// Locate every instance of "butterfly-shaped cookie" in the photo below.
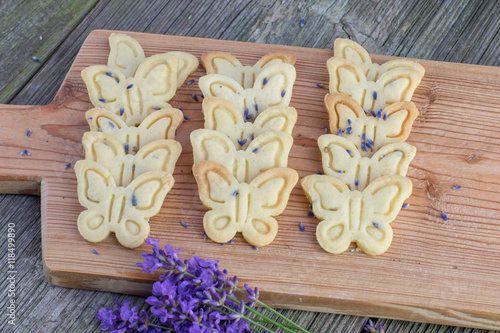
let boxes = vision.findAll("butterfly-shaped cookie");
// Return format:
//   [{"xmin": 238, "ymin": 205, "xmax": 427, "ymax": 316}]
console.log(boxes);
[
  {"xmin": 193, "ymin": 161, "xmax": 298, "ymax": 247},
  {"xmin": 191, "ymin": 129, "xmax": 293, "ymax": 183},
  {"xmin": 75, "ymin": 160, "xmax": 174, "ymax": 248},
  {"xmin": 107, "ymin": 32, "xmax": 199, "ymax": 87},
  {"xmin": 325, "ymin": 93, "xmax": 419, "ymax": 157},
  {"xmin": 301, "ymin": 174, "xmax": 412, "ymax": 255},
  {"xmin": 201, "ymin": 51, "xmax": 296, "ymax": 89},
  {"xmin": 202, "ymin": 97, "xmax": 297, "ymax": 150},
  {"xmin": 82, "ymin": 131, "xmax": 181, "ymax": 187},
  {"xmin": 198, "ymin": 63, "xmax": 296, "ymax": 114},
  {"xmin": 82, "ymin": 54, "xmax": 179, "ymax": 126},
  {"xmin": 328, "ymin": 38, "xmax": 424, "ymax": 110},
  {"xmin": 85, "ymin": 107, "xmax": 183, "ymax": 153},
  {"xmin": 318, "ymin": 134, "xmax": 416, "ymax": 190}
]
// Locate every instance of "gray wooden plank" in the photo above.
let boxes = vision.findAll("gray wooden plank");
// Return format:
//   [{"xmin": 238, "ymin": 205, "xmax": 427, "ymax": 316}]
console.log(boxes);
[
  {"xmin": 0, "ymin": 0, "xmax": 99, "ymax": 104},
  {"xmin": 1, "ymin": 0, "xmax": 499, "ymax": 332}
]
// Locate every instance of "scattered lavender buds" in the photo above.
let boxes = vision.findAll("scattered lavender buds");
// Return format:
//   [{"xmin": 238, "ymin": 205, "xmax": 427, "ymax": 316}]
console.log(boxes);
[
  {"xmin": 315, "ymin": 170, "xmax": 322, "ymax": 175},
  {"xmin": 281, "ymin": 89, "xmax": 286, "ymax": 98},
  {"xmin": 20, "ymin": 149, "xmax": 30, "ymax": 156},
  {"xmin": 373, "ymin": 91, "xmax": 378, "ymax": 101},
  {"xmin": 26, "ymin": 128, "xmax": 32, "ymax": 137},
  {"xmin": 32, "ymin": 56, "xmax": 40, "ymax": 62},
  {"xmin": 299, "ymin": 222, "xmax": 305, "ymax": 232},
  {"xmin": 452, "ymin": 185, "xmax": 461, "ymax": 190},
  {"xmin": 183, "ymin": 115, "xmax": 190, "ymax": 121},
  {"xmin": 402, "ymin": 203, "xmax": 409, "ymax": 209},
  {"xmin": 263, "ymin": 77, "xmax": 268, "ymax": 85},
  {"xmin": 252, "ymin": 148, "xmax": 259, "ymax": 153},
  {"xmin": 192, "ymin": 94, "xmax": 199, "ymax": 102},
  {"xmin": 99, "ymin": 98, "xmax": 107, "ymax": 103},
  {"xmin": 441, "ymin": 211, "xmax": 448, "ymax": 221},
  {"xmin": 64, "ymin": 162, "xmax": 71, "ymax": 169},
  {"xmin": 364, "ymin": 319, "xmax": 385, "ymax": 333},
  {"xmin": 237, "ymin": 138, "xmax": 247, "ymax": 147},
  {"xmin": 252, "ymin": 246, "xmax": 259, "ymax": 251},
  {"xmin": 299, "ymin": 18, "xmax": 305, "ymax": 28},
  {"xmin": 316, "ymin": 83, "xmax": 325, "ymax": 88},
  {"xmin": 119, "ymin": 107, "xmax": 124, "ymax": 116},
  {"xmin": 180, "ymin": 220, "xmax": 188, "ymax": 228},
  {"xmin": 91, "ymin": 249, "xmax": 99, "ymax": 255},
  {"xmin": 131, "ymin": 195, "xmax": 137, "ymax": 207},
  {"xmin": 186, "ymin": 79, "xmax": 195, "ymax": 85},
  {"xmin": 126, "ymin": 84, "xmax": 133, "ymax": 89}
]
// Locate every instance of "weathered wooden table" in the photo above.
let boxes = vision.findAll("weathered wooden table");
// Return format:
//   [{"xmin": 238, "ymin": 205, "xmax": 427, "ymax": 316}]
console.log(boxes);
[{"xmin": 1, "ymin": 1, "xmax": 499, "ymax": 332}]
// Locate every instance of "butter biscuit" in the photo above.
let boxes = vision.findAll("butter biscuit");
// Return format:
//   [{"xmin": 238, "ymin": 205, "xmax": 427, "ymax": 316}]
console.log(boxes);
[
  {"xmin": 86, "ymin": 108, "xmax": 183, "ymax": 153},
  {"xmin": 191, "ymin": 129, "xmax": 293, "ymax": 183},
  {"xmin": 75, "ymin": 160, "xmax": 174, "ymax": 248},
  {"xmin": 193, "ymin": 160, "xmax": 298, "ymax": 247},
  {"xmin": 201, "ymin": 51, "xmax": 295, "ymax": 89},
  {"xmin": 325, "ymin": 93, "xmax": 419, "ymax": 157},
  {"xmin": 82, "ymin": 131, "xmax": 181, "ymax": 187},
  {"xmin": 328, "ymin": 38, "xmax": 424, "ymax": 110},
  {"xmin": 202, "ymin": 97, "xmax": 297, "ymax": 150},
  {"xmin": 301, "ymin": 174, "xmax": 412, "ymax": 255}
]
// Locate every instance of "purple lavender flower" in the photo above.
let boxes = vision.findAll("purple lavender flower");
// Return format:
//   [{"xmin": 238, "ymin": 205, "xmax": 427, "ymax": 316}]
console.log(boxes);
[
  {"xmin": 97, "ymin": 238, "xmax": 307, "ymax": 333},
  {"xmin": 364, "ymin": 319, "xmax": 385, "ymax": 333},
  {"xmin": 99, "ymin": 239, "xmax": 253, "ymax": 332}
]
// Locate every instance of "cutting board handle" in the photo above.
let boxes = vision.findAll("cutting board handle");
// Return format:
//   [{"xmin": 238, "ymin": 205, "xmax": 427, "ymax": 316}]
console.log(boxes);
[{"xmin": 0, "ymin": 102, "xmax": 87, "ymax": 194}]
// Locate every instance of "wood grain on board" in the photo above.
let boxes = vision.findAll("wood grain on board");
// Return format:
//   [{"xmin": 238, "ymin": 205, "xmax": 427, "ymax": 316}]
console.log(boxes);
[{"xmin": 0, "ymin": 30, "xmax": 500, "ymax": 330}]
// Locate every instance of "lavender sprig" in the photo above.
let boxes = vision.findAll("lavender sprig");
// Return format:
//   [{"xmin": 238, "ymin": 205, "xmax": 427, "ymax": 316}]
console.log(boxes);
[{"xmin": 96, "ymin": 238, "xmax": 311, "ymax": 333}]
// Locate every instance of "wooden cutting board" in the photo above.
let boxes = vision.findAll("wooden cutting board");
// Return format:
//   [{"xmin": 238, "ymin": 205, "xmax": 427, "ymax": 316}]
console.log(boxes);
[{"xmin": 1, "ymin": 30, "xmax": 500, "ymax": 330}]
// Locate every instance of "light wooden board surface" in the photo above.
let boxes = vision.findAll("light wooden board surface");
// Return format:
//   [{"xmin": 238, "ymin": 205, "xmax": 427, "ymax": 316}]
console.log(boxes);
[{"xmin": 1, "ymin": 29, "xmax": 500, "ymax": 330}]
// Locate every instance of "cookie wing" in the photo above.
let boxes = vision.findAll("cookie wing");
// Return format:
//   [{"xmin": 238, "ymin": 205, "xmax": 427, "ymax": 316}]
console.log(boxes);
[
  {"xmin": 301, "ymin": 175, "xmax": 352, "ymax": 254},
  {"xmin": 107, "ymin": 33, "xmax": 146, "ymax": 77},
  {"xmin": 75, "ymin": 160, "xmax": 116, "ymax": 243},
  {"xmin": 192, "ymin": 161, "xmax": 240, "ymax": 243},
  {"xmin": 81, "ymin": 65, "xmax": 128, "ymax": 114},
  {"xmin": 191, "ymin": 129, "xmax": 236, "ymax": 165},
  {"xmin": 166, "ymin": 51, "xmax": 199, "ymax": 88},
  {"xmin": 138, "ymin": 108, "xmax": 184, "ymax": 141},
  {"xmin": 242, "ymin": 167, "xmax": 297, "ymax": 247},
  {"xmin": 86, "ymin": 108, "xmax": 127, "ymax": 134},
  {"xmin": 115, "ymin": 170, "xmax": 174, "ymax": 248},
  {"xmin": 135, "ymin": 139, "xmax": 182, "ymax": 176},
  {"xmin": 357, "ymin": 175, "xmax": 412, "ymax": 255},
  {"xmin": 373, "ymin": 101, "xmax": 419, "ymax": 147},
  {"xmin": 134, "ymin": 53, "xmax": 179, "ymax": 109},
  {"xmin": 333, "ymin": 38, "xmax": 373, "ymax": 75},
  {"xmin": 367, "ymin": 143, "xmax": 416, "ymax": 187},
  {"xmin": 318, "ymin": 134, "xmax": 361, "ymax": 187}
]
